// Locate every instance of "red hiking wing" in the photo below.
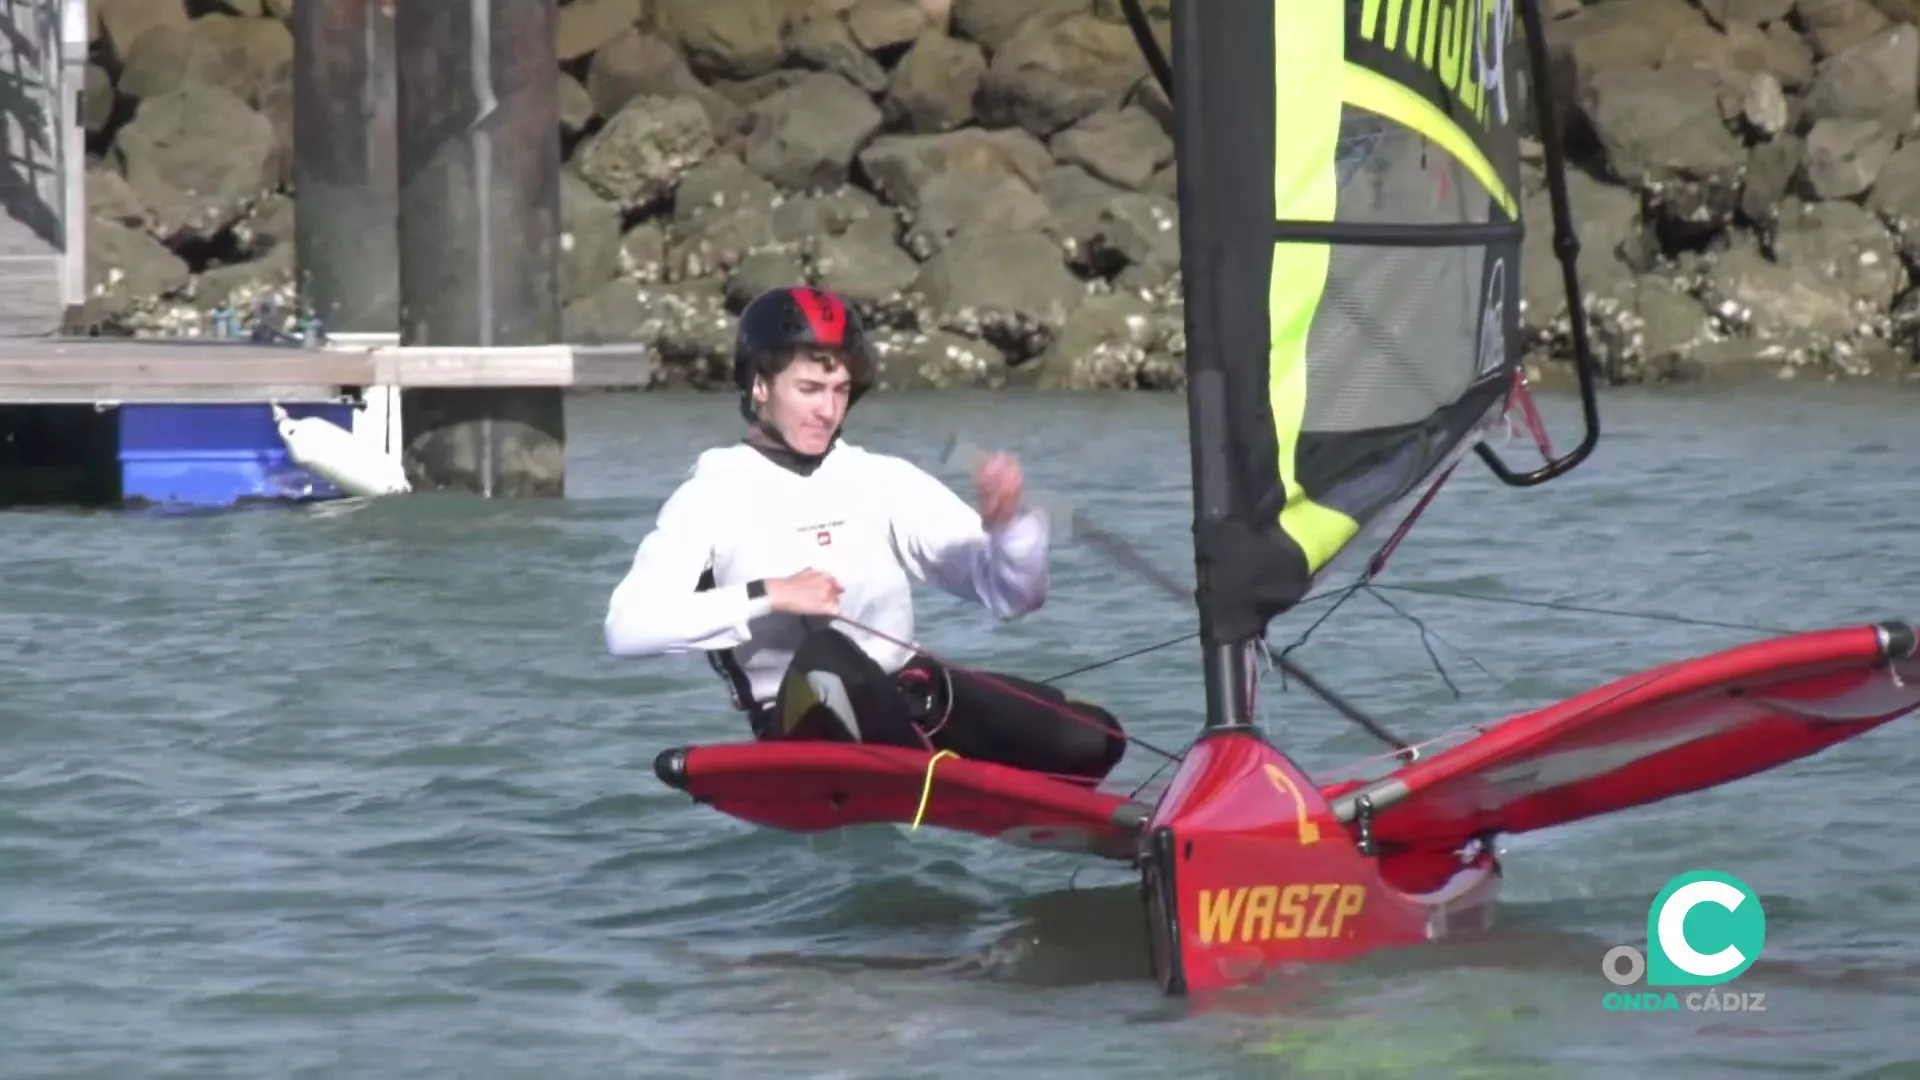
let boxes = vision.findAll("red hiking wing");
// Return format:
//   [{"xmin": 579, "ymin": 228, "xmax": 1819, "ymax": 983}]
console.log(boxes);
[
  {"xmin": 654, "ymin": 741, "xmax": 1150, "ymax": 861},
  {"xmin": 657, "ymin": 623, "xmax": 1919, "ymax": 867},
  {"xmin": 1323, "ymin": 622, "xmax": 1920, "ymax": 851}
]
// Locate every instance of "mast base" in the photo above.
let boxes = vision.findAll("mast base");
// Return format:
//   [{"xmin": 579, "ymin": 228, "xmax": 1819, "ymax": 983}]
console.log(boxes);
[{"xmin": 1139, "ymin": 727, "xmax": 1502, "ymax": 996}]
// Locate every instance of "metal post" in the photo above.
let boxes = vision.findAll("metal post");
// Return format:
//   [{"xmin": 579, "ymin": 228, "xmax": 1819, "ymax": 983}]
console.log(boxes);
[
  {"xmin": 292, "ymin": 0, "xmax": 400, "ymax": 335},
  {"xmin": 393, "ymin": 0, "xmax": 565, "ymax": 497}
]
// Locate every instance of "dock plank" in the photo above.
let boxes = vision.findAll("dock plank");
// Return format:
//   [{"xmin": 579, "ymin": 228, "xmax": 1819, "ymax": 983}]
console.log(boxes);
[
  {"xmin": 0, "ymin": 353, "xmax": 377, "ymax": 386},
  {"xmin": 0, "ymin": 383, "xmax": 353, "ymax": 404},
  {"xmin": 370, "ymin": 345, "xmax": 571, "ymax": 387},
  {"xmin": 0, "ymin": 336, "xmax": 658, "ymax": 402},
  {"xmin": 567, "ymin": 344, "xmax": 657, "ymax": 388}
]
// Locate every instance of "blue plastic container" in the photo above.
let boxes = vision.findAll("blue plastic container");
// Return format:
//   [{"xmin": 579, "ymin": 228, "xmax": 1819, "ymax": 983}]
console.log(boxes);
[{"xmin": 115, "ymin": 402, "xmax": 357, "ymax": 506}]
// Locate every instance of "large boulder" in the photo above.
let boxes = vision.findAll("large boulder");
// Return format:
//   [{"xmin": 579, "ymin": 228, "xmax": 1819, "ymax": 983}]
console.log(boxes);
[
  {"xmin": 70, "ymin": 0, "xmax": 1916, "ymax": 386},
  {"xmin": 113, "ymin": 83, "xmax": 277, "ymax": 245}
]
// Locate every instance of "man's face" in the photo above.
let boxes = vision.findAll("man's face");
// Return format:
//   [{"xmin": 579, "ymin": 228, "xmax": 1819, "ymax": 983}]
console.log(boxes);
[{"xmin": 753, "ymin": 354, "xmax": 852, "ymax": 455}]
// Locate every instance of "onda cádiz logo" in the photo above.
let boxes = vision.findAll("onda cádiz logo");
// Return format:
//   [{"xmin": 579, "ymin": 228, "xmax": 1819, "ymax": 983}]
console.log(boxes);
[{"xmin": 1600, "ymin": 870, "xmax": 1768, "ymax": 1014}]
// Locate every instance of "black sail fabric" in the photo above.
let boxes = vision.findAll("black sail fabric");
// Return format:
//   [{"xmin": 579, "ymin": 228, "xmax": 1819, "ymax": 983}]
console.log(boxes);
[{"xmin": 1172, "ymin": 0, "xmax": 1526, "ymax": 643}]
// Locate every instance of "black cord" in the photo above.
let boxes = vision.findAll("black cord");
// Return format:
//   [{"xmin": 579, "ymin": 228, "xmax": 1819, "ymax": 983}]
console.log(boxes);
[
  {"xmin": 1040, "ymin": 631, "xmax": 1198, "ymax": 684},
  {"xmin": 1360, "ymin": 582, "xmax": 1807, "ymax": 637}
]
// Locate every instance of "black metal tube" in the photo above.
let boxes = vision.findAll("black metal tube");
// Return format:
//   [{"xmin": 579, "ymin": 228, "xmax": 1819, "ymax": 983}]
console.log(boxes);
[
  {"xmin": 1201, "ymin": 641, "xmax": 1251, "ymax": 731},
  {"xmin": 1191, "ymin": 364, "xmax": 1251, "ymax": 731},
  {"xmin": 292, "ymin": 0, "xmax": 399, "ymax": 334},
  {"xmin": 1472, "ymin": 0, "xmax": 1604, "ymax": 488}
]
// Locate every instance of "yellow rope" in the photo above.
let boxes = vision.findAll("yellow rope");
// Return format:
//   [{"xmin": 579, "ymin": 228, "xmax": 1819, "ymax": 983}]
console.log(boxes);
[{"xmin": 911, "ymin": 750, "xmax": 957, "ymax": 830}]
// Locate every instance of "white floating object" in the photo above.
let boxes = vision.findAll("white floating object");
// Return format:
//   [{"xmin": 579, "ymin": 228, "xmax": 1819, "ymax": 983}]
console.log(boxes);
[{"xmin": 271, "ymin": 402, "xmax": 411, "ymax": 498}]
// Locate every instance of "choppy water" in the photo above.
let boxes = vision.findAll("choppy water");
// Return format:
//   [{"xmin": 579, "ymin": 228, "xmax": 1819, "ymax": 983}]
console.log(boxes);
[{"xmin": 4, "ymin": 384, "xmax": 1919, "ymax": 1079}]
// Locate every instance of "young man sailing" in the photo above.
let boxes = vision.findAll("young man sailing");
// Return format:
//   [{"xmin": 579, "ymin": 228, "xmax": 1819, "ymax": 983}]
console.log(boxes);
[{"xmin": 603, "ymin": 285, "xmax": 1127, "ymax": 784}]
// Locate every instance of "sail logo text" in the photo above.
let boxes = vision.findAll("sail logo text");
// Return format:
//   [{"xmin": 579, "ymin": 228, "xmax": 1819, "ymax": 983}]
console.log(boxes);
[
  {"xmin": 1356, "ymin": 0, "xmax": 1514, "ymax": 126},
  {"xmin": 1197, "ymin": 884, "xmax": 1366, "ymax": 944}
]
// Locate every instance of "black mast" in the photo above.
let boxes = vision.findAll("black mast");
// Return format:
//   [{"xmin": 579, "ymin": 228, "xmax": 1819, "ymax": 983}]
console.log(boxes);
[
  {"xmin": 1189, "ymin": 370, "xmax": 1253, "ymax": 731},
  {"xmin": 1168, "ymin": 0, "xmax": 1253, "ymax": 731}
]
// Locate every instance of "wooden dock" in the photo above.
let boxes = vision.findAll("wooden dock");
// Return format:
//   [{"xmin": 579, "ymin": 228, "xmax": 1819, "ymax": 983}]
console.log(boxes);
[{"xmin": 0, "ymin": 336, "xmax": 657, "ymax": 404}]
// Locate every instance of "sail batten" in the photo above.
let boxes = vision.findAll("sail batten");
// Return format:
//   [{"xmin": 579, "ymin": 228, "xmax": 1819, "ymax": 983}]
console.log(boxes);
[{"xmin": 1176, "ymin": 0, "xmax": 1525, "ymax": 645}]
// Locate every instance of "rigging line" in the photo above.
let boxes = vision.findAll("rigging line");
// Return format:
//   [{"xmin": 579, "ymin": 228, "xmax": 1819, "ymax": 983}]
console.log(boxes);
[
  {"xmin": 1512, "ymin": 367, "xmax": 1556, "ymax": 457},
  {"xmin": 1313, "ymin": 572, "xmax": 1880, "ymax": 788},
  {"xmin": 1274, "ymin": 653, "xmax": 1417, "ymax": 760},
  {"xmin": 936, "ymin": 437, "xmax": 1418, "ymax": 756},
  {"xmin": 1126, "ymin": 751, "xmax": 1179, "ymax": 802},
  {"xmin": 1360, "ymin": 585, "xmax": 1468, "ymax": 700},
  {"xmin": 1063, "ymin": 510, "xmax": 1414, "ymax": 754},
  {"xmin": 1362, "ymin": 459, "xmax": 1459, "ymax": 580},
  {"xmin": 1273, "ymin": 578, "xmax": 1365, "ymax": 665},
  {"xmin": 827, "ymin": 613, "xmax": 1187, "ymax": 765},
  {"xmin": 1040, "ymin": 631, "xmax": 1199, "ymax": 684},
  {"xmin": 1312, "ymin": 717, "xmax": 1486, "ymax": 781},
  {"xmin": 1276, "ymin": 457, "xmax": 1461, "ymax": 669},
  {"xmin": 1267, "ymin": 445, "xmax": 1571, "ymax": 727},
  {"xmin": 1273, "ymin": 574, "xmax": 1483, "ymax": 729},
  {"xmin": 1360, "ymin": 583, "xmax": 1807, "ymax": 637},
  {"xmin": 1360, "ymin": 583, "xmax": 1512, "ymax": 691},
  {"xmin": 1265, "ymin": 600, "xmax": 1449, "ymax": 757},
  {"xmin": 1253, "ymin": 627, "xmax": 1418, "ymax": 760},
  {"xmin": 1310, "ymin": 644, "xmax": 1725, "ymax": 783}
]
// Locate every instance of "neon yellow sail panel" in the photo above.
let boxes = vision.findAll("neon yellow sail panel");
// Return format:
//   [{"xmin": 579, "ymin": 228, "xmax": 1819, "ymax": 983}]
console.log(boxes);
[
  {"xmin": 1268, "ymin": 0, "xmax": 1348, "ymax": 573},
  {"xmin": 1176, "ymin": 0, "xmax": 1524, "ymax": 643}
]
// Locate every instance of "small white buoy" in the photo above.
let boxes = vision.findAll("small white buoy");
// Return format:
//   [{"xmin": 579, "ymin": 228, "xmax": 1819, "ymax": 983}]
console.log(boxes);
[{"xmin": 270, "ymin": 402, "xmax": 411, "ymax": 498}]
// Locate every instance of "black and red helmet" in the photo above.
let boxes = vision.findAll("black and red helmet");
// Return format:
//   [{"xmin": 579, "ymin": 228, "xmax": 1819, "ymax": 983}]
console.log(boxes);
[{"xmin": 731, "ymin": 286, "xmax": 877, "ymax": 418}]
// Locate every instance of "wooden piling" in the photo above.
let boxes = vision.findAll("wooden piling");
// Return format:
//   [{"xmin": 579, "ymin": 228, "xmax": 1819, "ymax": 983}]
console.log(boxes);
[
  {"xmin": 292, "ymin": 0, "xmax": 400, "ymax": 334},
  {"xmin": 393, "ymin": 0, "xmax": 566, "ymax": 497}
]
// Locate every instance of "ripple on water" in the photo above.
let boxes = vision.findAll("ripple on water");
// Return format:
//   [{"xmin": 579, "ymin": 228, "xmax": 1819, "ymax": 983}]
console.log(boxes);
[{"xmin": 3, "ymin": 387, "xmax": 1920, "ymax": 1077}]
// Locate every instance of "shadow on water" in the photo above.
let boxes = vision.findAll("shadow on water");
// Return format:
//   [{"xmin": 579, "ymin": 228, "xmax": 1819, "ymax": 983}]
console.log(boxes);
[
  {"xmin": 710, "ymin": 877, "xmax": 1920, "ymax": 1007},
  {"xmin": 695, "ymin": 879, "xmax": 1602, "ymax": 988},
  {"xmin": 980, "ymin": 884, "xmax": 1654, "ymax": 990}
]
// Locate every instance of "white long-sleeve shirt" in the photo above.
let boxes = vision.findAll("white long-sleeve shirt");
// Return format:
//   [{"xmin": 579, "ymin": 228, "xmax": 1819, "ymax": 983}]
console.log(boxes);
[{"xmin": 603, "ymin": 440, "xmax": 1051, "ymax": 709}]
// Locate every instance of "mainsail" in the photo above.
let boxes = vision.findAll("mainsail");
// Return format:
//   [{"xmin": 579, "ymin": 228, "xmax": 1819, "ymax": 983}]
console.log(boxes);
[{"xmin": 1173, "ymin": 0, "xmax": 1525, "ymax": 645}]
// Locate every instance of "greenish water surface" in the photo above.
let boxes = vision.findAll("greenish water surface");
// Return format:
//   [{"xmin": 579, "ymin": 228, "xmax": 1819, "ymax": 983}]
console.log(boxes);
[{"xmin": 4, "ymin": 384, "xmax": 1918, "ymax": 1078}]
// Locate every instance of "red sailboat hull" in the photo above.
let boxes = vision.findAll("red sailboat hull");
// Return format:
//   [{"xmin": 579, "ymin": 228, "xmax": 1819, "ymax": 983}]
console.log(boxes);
[
  {"xmin": 653, "ymin": 620, "xmax": 1920, "ymax": 995},
  {"xmin": 1138, "ymin": 726, "xmax": 1502, "ymax": 995}
]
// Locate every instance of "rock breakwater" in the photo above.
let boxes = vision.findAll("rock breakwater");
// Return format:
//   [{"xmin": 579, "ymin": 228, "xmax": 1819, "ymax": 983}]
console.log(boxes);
[
  {"xmin": 1529, "ymin": 0, "xmax": 1920, "ymax": 385},
  {"xmin": 70, "ymin": 0, "xmax": 1920, "ymax": 389}
]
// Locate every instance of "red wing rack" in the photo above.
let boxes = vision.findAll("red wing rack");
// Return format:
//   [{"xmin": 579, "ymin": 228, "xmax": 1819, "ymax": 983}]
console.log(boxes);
[
  {"xmin": 1323, "ymin": 621, "xmax": 1920, "ymax": 859},
  {"xmin": 653, "ymin": 741, "xmax": 1152, "ymax": 862},
  {"xmin": 654, "ymin": 622, "xmax": 1920, "ymax": 873}
]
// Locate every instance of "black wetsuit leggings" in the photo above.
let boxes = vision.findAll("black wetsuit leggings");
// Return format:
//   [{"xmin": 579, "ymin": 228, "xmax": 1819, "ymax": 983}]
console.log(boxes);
[{"xmin": 749, "ymin": 627, "xmax": 1128, "ymax": 784}]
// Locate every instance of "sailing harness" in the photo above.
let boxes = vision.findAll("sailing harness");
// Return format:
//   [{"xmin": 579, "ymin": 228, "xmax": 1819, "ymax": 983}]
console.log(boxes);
[
  {"xmin": 692, "ymin": 566, "xmax": 967, "ymax": 746},
  {"xmin": 694, "ymin": 566, "xmax": 762, "ymax": 716},
  {"xmin": 690, "ymin": 551, "xmax": 1182, "ymax": 765}
]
